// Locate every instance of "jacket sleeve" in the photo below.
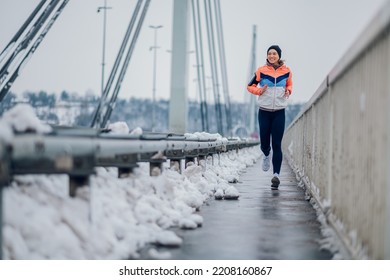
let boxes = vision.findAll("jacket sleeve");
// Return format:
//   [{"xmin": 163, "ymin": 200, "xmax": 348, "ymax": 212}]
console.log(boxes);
[
  {"xmin": 247, "ymin": 73, "xmax": 258, "ymax": 86},
  {"xmin": 246, "ymin": 71, "xmax": 264, "ymax": 96},
  {"xmin": 286, "ymin": 70, "xmax": 293, "ymax": 93},
  {"xmin": 247, "ymin": 85, "xmax": 262, "ymax": 96}
]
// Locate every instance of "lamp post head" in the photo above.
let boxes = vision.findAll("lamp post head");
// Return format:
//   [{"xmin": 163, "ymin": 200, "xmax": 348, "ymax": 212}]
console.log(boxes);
[{"xmin": 149, "ymin": 25, "xmax": 163, "ymax": 29}]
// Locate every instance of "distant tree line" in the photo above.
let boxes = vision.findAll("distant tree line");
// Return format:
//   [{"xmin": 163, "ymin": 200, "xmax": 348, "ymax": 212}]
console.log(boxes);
[{"xmin": 0, "ymin": 91, "xmax": 304, "ymax": 136}]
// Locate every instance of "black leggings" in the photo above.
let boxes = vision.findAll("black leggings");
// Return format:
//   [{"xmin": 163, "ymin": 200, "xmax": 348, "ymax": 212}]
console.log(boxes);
[{"xmin": 258, "ymin": 109, "xmax": 285, "ymax": 174}]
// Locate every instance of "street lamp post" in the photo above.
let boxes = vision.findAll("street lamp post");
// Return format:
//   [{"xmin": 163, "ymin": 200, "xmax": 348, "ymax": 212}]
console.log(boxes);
[
  {"xmin": 149, "ymin": 25, "xmax": 163, "ymax": 132},
  {"xmin": 97, "ymin": 0, "xmax": 112, "ymax": 98},
  {"xmin": 93, "ymin": 0, "xmax": 112, "ymax": 224}
]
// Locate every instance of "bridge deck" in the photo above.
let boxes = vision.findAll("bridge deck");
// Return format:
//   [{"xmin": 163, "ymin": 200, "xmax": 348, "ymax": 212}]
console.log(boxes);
[{"xmin": 146, "ymin": 158, "xmax": 333, "ymax": 260}]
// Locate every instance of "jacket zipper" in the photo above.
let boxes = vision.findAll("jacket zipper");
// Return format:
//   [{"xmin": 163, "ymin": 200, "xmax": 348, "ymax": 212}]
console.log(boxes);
[{"xmin": 273, "ymin": 68, "xmax": 277, "ymax": 110}]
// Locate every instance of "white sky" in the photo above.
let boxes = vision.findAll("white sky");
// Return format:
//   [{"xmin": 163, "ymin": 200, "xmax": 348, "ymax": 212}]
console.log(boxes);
[{"xmin": 0, "ymin": 0, "xmax": 388, "ymax": 104}]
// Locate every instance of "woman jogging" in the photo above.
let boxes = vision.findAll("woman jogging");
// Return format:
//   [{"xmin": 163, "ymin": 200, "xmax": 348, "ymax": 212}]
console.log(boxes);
[{"xmin": 246, "ymin": 45, "xmax": 293, "ymax": 190}]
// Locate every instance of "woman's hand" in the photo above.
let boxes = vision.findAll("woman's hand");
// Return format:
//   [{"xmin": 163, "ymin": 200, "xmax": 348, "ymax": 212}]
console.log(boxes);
[
  {"xmin": 284, "ymin": 88, "xmax": 291, "ymax": 98},
  {"xmin": 259, "ymin": 84, "xmax": 268, "ymax": 95},
  {"xmin": 246, "ymin": 84, "xmax": 267, "ymax": 96}
]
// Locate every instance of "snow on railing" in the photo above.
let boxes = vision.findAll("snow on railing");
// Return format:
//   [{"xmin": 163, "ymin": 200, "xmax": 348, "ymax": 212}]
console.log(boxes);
[
  {"xmin": 0, "ymin": 121, "xmax": 259, "ymax": 259},
  {"xmin": 0, "ymin": 127, "xmax": 258, "ymax": 197}
]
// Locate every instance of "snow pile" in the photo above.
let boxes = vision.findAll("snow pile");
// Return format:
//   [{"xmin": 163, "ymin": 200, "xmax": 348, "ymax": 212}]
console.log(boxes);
[
  {"xmin": 0, "ymin": 104, "xmax": 52, "ymax": 135},
  {"xmin": 1, "ymin": 104, "xmax": 261, "ymax": 259},
  {"xmin": 107, "ymin": 121, "xmax": 130, "ymax": 134}
]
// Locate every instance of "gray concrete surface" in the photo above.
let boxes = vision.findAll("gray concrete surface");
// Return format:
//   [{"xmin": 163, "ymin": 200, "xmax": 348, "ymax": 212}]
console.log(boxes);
[{"xmin": 144, "ymin": 158, "xmax": 333, "ymax": 260}]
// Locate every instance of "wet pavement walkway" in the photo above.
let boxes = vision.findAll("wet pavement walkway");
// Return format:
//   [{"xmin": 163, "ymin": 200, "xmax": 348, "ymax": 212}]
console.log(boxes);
[{"xmin": 150, "ymin": 158, "xmax": 333, "ymax": 260}]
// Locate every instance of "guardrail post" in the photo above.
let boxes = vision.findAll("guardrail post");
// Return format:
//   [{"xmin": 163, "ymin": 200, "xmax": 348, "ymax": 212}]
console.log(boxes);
[
  {"xmin": 69, "ymin": 175, "xmax": 89, "ymax": 197},
  {"xmin": 0, "ymin": 140, "xmax": 10, "ymax": 260},
  {"xmin": 165, "ymin": 147, "xmax": 185, "ymax": 173},
  {"xmin": 68, "ymin": 154, "xmax": 95, "ymax": 197},
  {"xmin": 0, "ymin": 185, "xmax": 3, "ymax": 259},
  {"xmin": 149, "ymin": 159, "xmax": 166, "ymax": 176},
  {"xmin": 185, "ymin": 156, "xmax": 195, "ymax": 168},
  {"xmin": 169, "ymin": 159, "xmax": 182, "ymax": 173},
  {"xmin": 116, "ymin": 154, "xmax": 139, "ymax": 178},
  {"xmin": 211, "ymin": 154, "xmax": 215, "ymax": 166},
  {"xmin": 197, "ymin": 155, "xmax": 206, "ymax": 163},
  {"xmin": 118, "ymin": 167, "xmax": 136, "ymax": 178},
  {"xmin": 197, "ymin": 155, "xmax": 206, "ymax": 171}
]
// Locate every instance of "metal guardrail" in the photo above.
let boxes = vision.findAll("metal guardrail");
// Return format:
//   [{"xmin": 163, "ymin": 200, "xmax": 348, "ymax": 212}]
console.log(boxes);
[
  {"xmin": 0, "ymin": 127, "xmax": 259, "ymax": 259},
  {"xmin": 2, "ymin": 127, "xmax": 258, "ymax": 196}
]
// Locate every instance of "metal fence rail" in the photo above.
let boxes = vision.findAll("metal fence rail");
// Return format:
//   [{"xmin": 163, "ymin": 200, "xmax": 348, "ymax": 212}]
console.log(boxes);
[
  {"xmin": 2, "ymin": 127, "xmax": 258, "ymax": 194},
  {"xmin": 0, "ymin": 127, "xmax": 259, "ymax": 259}
]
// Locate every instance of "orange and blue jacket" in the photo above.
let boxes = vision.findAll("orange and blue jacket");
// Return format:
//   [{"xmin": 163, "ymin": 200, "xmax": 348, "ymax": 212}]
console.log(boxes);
[{"xmin": 247, "ymin": 63, "xmax": 293, "ymax": 111}]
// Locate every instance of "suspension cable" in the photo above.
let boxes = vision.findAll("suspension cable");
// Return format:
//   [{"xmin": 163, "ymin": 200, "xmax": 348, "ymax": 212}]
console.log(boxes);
[
  {"xmin": 204, "ymin": 0, "xmax": 223, "ymax": 135},
  {"xmin": 100, "ymin": 0, "xmax": 151, "ymax": 128},
  {"xmin": 0, "ymin": 0, "xmax": 69, "ymax": 102},
  {"xmin": 90, "ymin": 0, "xmax": 144, "ymax": 128},
  {"xmin": 214, "ymin": 0, "xmax": 232, "ymax": 136},
  {"xmin": 191, "ymin": 0, "xmax": 207, "ymax": 131},
  {"xmin": 0, "ymin": 0, "xmax": 46, "ymax": 65},
  {"xmin": 195, "ymin": 0, "xmax": 210, "ymax": 131},
  {"xmin": 0, "ymin": 0, "xmax": 60, "ymax": 88}
]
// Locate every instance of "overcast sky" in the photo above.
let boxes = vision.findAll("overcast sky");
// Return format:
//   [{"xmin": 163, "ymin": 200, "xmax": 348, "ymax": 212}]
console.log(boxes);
[{"xmin": 0, "ymin": 0, "xmax": 388, "ymax": 104}]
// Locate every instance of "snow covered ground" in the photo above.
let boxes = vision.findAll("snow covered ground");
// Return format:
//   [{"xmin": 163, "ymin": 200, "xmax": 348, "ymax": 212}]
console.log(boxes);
[{"xmin": 0, "ymin": 104, "xmax": 261, "ymax": 259}]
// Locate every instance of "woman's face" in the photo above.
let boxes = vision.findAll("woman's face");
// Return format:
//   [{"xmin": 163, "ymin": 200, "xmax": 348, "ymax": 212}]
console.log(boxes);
[{"xmin": 267, "ymin": 49, "xmax": 279, "ymax": 64}]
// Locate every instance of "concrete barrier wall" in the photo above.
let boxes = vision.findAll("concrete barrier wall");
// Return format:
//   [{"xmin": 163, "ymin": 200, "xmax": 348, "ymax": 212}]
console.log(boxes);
[{"xmin": 283, "ymin": 2, "xmax": 390, "ymax": 259}]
